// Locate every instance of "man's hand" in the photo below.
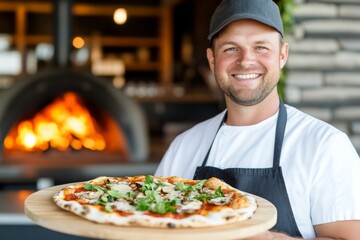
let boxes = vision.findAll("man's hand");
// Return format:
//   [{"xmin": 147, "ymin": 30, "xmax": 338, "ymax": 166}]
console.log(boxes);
[
  {"xmin": 241, "ymin": 231, "xmax": 340, "ymax": 239},
  {"xmin": 241, "ymin": 220, "xmax": 360, "ymax": 240},
  {"xmin": 242, "ymin": 231, "xmax": 298, "ymax": 240}
]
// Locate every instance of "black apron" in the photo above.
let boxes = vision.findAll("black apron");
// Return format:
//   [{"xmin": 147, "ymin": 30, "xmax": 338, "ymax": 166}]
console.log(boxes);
[{"xmin": 194, "ymin": 101, "xmax": 302, "ymax": 237}]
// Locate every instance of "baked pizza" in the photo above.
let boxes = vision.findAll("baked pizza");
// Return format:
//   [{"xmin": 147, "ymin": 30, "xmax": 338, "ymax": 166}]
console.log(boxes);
[{"xmin": 53, "ymin": 175, "xmax": 257, "ymax": 228}]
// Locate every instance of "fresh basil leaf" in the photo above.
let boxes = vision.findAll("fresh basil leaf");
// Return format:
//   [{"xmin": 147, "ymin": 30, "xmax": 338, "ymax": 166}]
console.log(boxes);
[
  {"xmin": 194, "ymin": 193, "xmax": 212, "ymax": 201},
  {"xmin": 142, "ymin": 176, "xmax": 159, "ymax": 192},
  {"xmin": 214, "ymin": 186, "xmax": 225, "ymax": 198},
  {"xmin": 153, "ymin": 201, "xmax": 176, "ymax": 214},
  {"xmin": 175, "ymin": 182, "xmax": 189, "ymax": 192},
  {"xmin": 152, "ymin": 191, "xmax": 162, "ymax": 203},
  {"xmin": 157, "ymin": 181, "xmax": 167, "ymax": 186},
  {"xmin": 93, "ymin": 186, "xmax": 106, "ymax": 192},
  {"xmin": 100, "ymin": 195, "xmax": 108, "ymax": 203},
  {"xmin": 128, "ymin": 191, "xmax": 137, "ymax": 199},
  {"xmin": 107, "ymin": 195, "xmax": 114, "ymax": 202},
  {"xmin": 84, "ymin": 184, "xmax": 105, "ymax": 193},
  {"xmin": 176, "ymin": 180, "xmax": 206, "ymax": 193},
  {"xmin": 108, "ymin": 189, "xmax": 127, "ymax": 199},
  {"xmin": 136, "ymin": 199, "xmax": 150, "ymax": 211},
  {"xmin": 190, "ymin": 180, "xmax": 206, "ymax": 191},
  {"xmin": 144, "ymin": 190, "xmax": 153, "ymax": 200},
  {"xmin": 105, "ymin": 204, "xmax": 113, "ymax": 213},
  {"xmin": 171, "ymin": 199, "xmax": 181, "ymax": 205},
  {"xmin": 84, "ymin": 183, "xmax": 94, "ymax": 190},
  {"xmin": 144, "ymin": 175, "xmax": 153, "ymax": 184},
  {"xmin": 143, "ymin": 190, "xmax": 162, "ymax": 203},
  {"xmin": 153, "ymin": 201, "xmax": 166, "ymax": 214}
]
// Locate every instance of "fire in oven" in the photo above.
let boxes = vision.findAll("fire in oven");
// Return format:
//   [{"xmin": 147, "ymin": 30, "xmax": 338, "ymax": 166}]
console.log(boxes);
[
  {"xmin": 0, "ymin": 69, "xmax": 151, "ymax": 189},
  {"xmin": 4, "ymin": 91, "xmax": 128, "ymax": 163}
]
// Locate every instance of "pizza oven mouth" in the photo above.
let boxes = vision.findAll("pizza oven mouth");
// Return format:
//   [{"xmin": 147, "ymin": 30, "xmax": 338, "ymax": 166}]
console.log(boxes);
[
  {"xmin": 0, "ymin": 0, "xmax": 155, "ymax": 189},
  {"xmin": 0, "ymin": 69, "xmax": 150, "ymax": 188}
]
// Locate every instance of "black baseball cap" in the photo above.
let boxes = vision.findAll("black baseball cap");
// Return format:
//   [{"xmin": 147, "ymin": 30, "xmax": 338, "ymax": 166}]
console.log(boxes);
[{"xmin": 208, "ymin": 0, "xmax": 284, "ymax": 41}]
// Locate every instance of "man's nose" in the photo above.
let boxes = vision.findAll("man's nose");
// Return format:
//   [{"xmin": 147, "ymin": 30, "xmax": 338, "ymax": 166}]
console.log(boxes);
[{"xmin": 236, "ymin": 49, "xmax": 255, "ymax": 66}]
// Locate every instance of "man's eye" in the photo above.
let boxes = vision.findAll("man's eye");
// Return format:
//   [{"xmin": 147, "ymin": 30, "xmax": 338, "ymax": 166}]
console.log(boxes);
[
  {"xmin": 224, "ymin": 47, "xmax": 238, "ymax": 52},
  {"xmin": 255, "ymin": 46, "xmax": 268, "ymax": 50}
]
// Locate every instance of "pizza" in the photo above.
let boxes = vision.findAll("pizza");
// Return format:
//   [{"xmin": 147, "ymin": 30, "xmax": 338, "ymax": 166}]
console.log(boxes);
[{"xmin": 52, "ymin": 175, "xmax": 257, "ymax": 228}]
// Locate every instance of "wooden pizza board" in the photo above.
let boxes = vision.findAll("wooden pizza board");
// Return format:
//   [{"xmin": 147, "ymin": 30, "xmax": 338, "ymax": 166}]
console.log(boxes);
[{"xmin": 24, "ymin": 183, "xmax": 277, "ymax": 240}]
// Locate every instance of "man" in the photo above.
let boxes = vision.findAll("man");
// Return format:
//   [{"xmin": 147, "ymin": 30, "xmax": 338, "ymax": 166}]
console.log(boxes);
[{"xmin": 155, "ymin": 0, "xmax": 360, "ymax": 239}]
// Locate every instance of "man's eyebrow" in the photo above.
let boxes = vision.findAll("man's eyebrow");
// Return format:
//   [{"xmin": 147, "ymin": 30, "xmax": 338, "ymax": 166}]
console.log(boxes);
[
  {"xmin": 216, "ymin": 39, "xmax": 274, "ymax": 49},
  {"xmin": 219, "ymin": 41, "xmax": 238, "ymax": 46},
  {"xmin": 254, "ymin": 40, "xmax": 272, "ymax": 45},
  {"xmin": 220, "ymin": 39, "xmax": 272, "ymax": 45}
]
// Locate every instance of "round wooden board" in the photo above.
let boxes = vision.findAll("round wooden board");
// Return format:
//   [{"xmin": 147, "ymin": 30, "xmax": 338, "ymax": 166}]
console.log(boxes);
[{"xmin": 24, "ymin": 183, "xmax": 277, "ymax": 240}]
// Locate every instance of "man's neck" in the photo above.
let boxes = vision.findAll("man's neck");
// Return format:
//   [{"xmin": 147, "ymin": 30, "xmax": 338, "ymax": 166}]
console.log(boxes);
[{"xmin": 225, "ymin": 94, "xmax": 280, "ymax": 126}]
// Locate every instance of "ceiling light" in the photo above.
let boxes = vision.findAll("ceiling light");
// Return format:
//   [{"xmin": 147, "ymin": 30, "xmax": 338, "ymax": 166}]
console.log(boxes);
[{"xmin": 113, "ymin": 8, "xmax": 127, "ymax": 25}]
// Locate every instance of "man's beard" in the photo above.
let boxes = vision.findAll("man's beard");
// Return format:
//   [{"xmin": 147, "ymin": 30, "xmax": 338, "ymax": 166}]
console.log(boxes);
[{"xmin": 217, "ymin": 75, "xmax": 279, "ymax": 106}]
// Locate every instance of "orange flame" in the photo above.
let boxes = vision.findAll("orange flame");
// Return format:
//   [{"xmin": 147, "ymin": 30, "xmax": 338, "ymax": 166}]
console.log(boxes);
[{"xmin": 4, "ymin": 92, "xmax": 106, "ymax": 152}]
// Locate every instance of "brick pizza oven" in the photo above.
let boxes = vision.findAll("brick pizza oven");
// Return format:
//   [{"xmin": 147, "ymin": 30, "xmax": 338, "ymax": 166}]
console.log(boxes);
[
  {"xmin": 0, "ymin": 69, "xmax": 152, "ymax": 188},
  {"xmin": 0, "ymin": 0, "xmax": 156, "ymax": 189}
]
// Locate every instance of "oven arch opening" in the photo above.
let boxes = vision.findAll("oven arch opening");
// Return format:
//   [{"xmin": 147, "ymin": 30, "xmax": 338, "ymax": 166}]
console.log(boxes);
[{"xmin": 0, "ymin": 69, "xmax": 149, "ymax": 165}]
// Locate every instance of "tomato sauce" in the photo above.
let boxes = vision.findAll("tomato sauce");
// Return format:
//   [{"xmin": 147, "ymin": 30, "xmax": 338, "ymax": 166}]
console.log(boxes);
[
  {"xmin": 64, "ymin": 194, "xmax": 77, "ymax": 201},
  {"xmin": 115, "ymin": 211, "xmax": 134, "ymax": 217}
]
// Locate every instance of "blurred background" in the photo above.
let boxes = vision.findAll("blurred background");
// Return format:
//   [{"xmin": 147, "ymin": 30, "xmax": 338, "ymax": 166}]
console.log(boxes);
[{"xmin": 0, "ymin": 0, "xmax": 360, "ymax": 239}]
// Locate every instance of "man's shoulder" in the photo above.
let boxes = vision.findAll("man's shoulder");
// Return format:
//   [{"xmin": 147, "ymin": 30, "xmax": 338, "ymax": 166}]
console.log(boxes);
[{"xmin": 285, "ymin": 104, "xmax": 344, "ymax": 136}]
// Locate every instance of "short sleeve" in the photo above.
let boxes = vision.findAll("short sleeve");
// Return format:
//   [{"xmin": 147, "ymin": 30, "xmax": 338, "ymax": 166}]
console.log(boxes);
[{"xmin": 310, "ymin": 132, "xmax": 360, "ymax": 224}]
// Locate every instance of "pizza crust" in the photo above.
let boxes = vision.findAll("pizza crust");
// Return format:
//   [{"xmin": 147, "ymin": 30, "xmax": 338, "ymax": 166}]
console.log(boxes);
[{"xmin": 53, "ymin": 176, "xmax": 257, "ymax": 228}]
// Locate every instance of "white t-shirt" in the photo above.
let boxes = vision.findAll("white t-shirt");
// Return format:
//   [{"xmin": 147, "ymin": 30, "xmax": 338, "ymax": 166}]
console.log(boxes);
[{"xmin": 155, "ymin": 104, "xmax": 360, "ymax": 239}]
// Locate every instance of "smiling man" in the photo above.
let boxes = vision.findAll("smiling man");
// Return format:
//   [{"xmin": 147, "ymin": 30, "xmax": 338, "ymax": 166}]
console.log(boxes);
[{"xmin": 155, "ymin": 0, "xmax": 360, "ymax": 239}]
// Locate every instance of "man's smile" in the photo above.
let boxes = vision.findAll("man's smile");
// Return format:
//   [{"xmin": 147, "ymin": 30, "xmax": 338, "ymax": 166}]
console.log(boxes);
[{"xmin": 232, "ymin": 73, "xmax": 261, "ymax": 80}]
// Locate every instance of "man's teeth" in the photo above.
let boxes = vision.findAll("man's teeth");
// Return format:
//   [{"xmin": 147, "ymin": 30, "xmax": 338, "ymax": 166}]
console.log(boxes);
[{"xmin": 235, "ymin": 74, "xmax": 259, "ymax": 79}]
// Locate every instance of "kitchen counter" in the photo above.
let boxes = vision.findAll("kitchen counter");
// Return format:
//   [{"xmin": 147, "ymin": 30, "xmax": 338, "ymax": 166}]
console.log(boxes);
[
  {"xmin": 0, "ymin": 161, "xmax": 159, "ymax": 239},
  {"xmin": 0, "ymin": 162, "xmax": 160, "ymax": 223},
  {"xmin": 0, "ymin": 189, "xmax": 97, "ymax": 239},
  {"xmin": 0, "ymin": 162, "xmax": 159, "ymax": 216},
  {"xmin": 0, "ymin": 190, "xmax": 33, "ymax": 225}
]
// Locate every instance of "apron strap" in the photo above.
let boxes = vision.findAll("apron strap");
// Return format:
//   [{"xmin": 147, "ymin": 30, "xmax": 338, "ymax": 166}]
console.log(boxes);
[
  {"xmin": 273, "ymin": 101, "xmax": 287, "ymax": 167},
  {"xmin": 200, "ymin": 111, "xmax": 227, "ymax": 167}
]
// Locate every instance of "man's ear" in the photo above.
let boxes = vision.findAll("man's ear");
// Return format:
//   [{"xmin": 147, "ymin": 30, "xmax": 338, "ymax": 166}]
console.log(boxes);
[
  {"xmin": 280, "ymin": 42, "xmax": 289, "ymax": 69},
  {"xmin": 206, "ymin": 48, "xmax": 215, "ymax": 73}
]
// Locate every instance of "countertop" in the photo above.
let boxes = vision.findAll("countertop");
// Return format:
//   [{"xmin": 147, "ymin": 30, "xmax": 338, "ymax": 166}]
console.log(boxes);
[
  {"xmin": 0, "ymin": 162, "xmax": 159, "ymax": 225},
  {"xmin": 0, "ymin": 190, "xmax": 34, "ymax": 225}
]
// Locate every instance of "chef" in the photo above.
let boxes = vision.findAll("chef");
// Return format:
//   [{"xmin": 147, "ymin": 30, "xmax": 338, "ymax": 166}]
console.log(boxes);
[{"xmin": 155, "ymin": 0, "xmax": 360, "ymax": 239}]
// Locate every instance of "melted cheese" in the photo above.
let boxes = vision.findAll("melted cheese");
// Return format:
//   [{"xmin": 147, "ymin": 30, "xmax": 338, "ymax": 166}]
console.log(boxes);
[
  {"xmin": 110, "ymin": 183, "xmax": 132, "ymax": 194},
  {"xmin": 178, "ymin": 200, "xmax": 202, "ymax": 213},
  {"xmin": 165, "ymin": 190, "xmax": 183, "ymax": 201},
  {"xmin": 110, "ymin": 199, "xmax": 136, "ymax": 212},
  {"xmin": 74, "ymin": 191, "xmax": 102, "ymax": 204}
]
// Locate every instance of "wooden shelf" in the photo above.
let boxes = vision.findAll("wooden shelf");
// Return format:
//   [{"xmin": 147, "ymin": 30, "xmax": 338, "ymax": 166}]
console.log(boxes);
[
  {"xmin": 10, "ymin": 35, "xmax": 161, "ymax": 47},
  {"xmin": 88, "ymin": 36, "xmax": 161, "ymax": 47},
  {"xmin": 73, "ymin": 5, "xmax": 162, "ymax": 17},
  {"xmin": 125, "ymin": 62, "xmax": 160, "ymax": 71},
  {"xmin": 0, "ymin": 3, "xmax": 162, "ymax": 16},
  {"xmin": 17, "ymin": 35, "xmax": 52, "ymax": 45},
  {"xmin": 0, "ymin": 1, "xmax": 174, "ymax": 85},
  {"xmin": 0, "ymin": 2, "xmax": 52, "ymax": 13},
  {"xmin": 133, "ymin": 88, "xmax": 221, "ymax": 103}
]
